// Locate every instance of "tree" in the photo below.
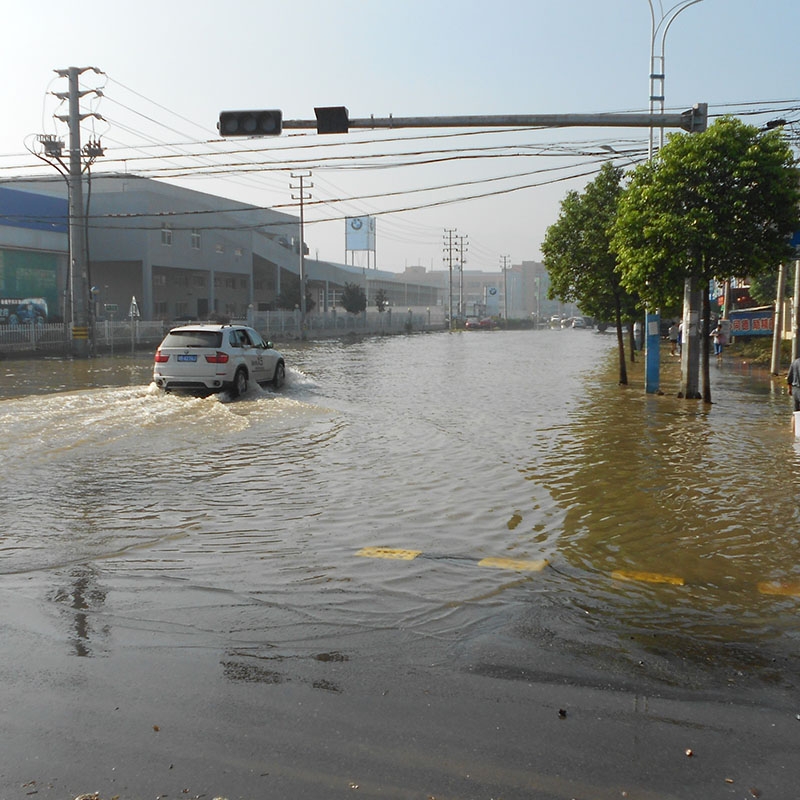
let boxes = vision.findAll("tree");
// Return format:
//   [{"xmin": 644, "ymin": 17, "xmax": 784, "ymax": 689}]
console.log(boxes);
[
  {"xmin": 340, "ymin": 282, "xmax": 367, "ymax": 314},
  {"xmin": 276, "ymin": 273, "xmax": 316, "ymax": 313},
  {"xmin": 541, "ymin": 162, "xmax": 640, "ymax": 385},
  {"xmin": 375, "ymin": 288, "xmax": 389, "ymax": 313},
  {"xmin": 612, "ymin": 117, "xmax": 800, "ymax": 402}
]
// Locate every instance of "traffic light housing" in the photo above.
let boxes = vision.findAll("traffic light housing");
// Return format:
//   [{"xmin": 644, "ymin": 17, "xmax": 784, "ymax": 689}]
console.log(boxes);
[
  {"xmin": 315, "ymin": 106, "xmax": 349, "ymax": 134},
  {"xmin": 218, "ymin": 109, "xmax": 283, "ymax": 137}
]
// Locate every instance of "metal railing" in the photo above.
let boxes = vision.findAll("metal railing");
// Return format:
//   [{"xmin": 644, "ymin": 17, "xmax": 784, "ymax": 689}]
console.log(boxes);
[{"xmin": 0, "ymin": 307, "xmax": 445, "ymax": 356}]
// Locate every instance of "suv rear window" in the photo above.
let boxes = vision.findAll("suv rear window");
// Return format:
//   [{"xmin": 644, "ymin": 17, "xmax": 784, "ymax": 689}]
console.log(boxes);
[{"xmin": 161, "ymin": 330, "xmax": 223, "ymax": 348}]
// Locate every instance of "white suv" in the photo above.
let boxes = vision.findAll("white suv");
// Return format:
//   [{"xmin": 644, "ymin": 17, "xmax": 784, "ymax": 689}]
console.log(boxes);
[{"xmin": 153, "ymin": 324, "xmax": 285, "ymax": 397}]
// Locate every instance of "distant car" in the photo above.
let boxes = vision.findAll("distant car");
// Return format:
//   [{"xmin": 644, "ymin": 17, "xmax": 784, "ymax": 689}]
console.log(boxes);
[
  {"xmin": 465, "ymin": 317, "xmax": 495, "ymax": 330},
  {"xmin": 571, "ymin": 317, "xmax": 586, "ymax": 329},
  {"xmin": 153, "ymin": 323, "xmax": 285, "ymax": 397}
]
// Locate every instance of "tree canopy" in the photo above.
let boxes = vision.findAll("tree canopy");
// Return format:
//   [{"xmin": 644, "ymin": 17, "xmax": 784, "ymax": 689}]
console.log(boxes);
[
  {"xmin": 541, "ymin": 162, "xmax": 640, "ymax": 384},
  {"xmin": 340, "ymin": 282, "xmax": 367, "ymax": 314},
  {"xmin": 276, "ymin": 274, "xmax": 316, "ymax": 313},
  {"xmin": 612, "ymin": 117, "xmax": 800, "ymax": 308}
]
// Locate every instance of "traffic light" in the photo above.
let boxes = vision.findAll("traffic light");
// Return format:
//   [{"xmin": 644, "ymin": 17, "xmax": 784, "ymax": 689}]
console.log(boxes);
[
  {"xmin": 314, "ymin": 106, "xmax": 349, "ymax": 134},
  {"xmin": 218, "ymin": 110, "xmax": 283, "ymax": 137}
]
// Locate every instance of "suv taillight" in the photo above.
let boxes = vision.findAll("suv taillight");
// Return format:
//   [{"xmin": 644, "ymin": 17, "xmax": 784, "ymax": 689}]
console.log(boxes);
[
  {"xmin": 154, "ymin": 350, "xmax": 169, "ymax": 363},
  {"xmin": 205, "ymin": 351, "xmax": 229, "ymax": 363}
]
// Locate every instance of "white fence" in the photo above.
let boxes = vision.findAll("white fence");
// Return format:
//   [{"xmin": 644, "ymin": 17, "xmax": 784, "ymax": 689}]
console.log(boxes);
[
  {"xmin": 0, "ymin": 307, "xmax": 445, "ymax": 356},
  {"xmin": 0, "ymin": 321, "xmax": 168, "ymax": 356}
]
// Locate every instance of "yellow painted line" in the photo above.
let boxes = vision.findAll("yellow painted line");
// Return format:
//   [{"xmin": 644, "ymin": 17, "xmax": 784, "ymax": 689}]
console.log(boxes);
[
  {"xmin": 758, "ymin": 580, "xmax": 800, "ymax": 598},
  {"xmin": 356, "ymin": 547, "xmax": 422, "ymax": 561},
  {"xmin": 477, "ymin": 557, "xmax": 549, "ymax": 572},
  {"xmin": 611, "ymin": 569, "xmax": 685, "ymax": 586}
]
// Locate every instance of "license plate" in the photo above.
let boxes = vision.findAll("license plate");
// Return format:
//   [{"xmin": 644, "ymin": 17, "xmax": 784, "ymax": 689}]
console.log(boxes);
[{"xmin": 177, "ymin": 354, "xmax": 197, "ymax": 362}]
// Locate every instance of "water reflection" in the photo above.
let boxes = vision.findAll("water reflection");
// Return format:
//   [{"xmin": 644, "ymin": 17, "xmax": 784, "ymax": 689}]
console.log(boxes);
[
  {"xmin": 50, "ymin": 565, "xmax": 109, "ymax": 657},
  {"xmin": 527, "ymin": 355, "xmax": 800, "ymax": 654}
]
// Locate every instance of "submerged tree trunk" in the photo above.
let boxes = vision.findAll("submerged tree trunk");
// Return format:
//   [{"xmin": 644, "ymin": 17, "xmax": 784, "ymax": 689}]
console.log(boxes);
[
  {"xmin": 615, "ymin": 302, "xmax": 628, "ymax": 385},
  {"xmin": 701, "ymin": 288, "xmax": 712, "ymax": 404}
]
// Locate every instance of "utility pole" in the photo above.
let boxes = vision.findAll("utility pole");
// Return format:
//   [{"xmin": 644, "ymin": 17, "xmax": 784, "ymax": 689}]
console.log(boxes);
[
  {"xmin": 771, "ymin": 261, "xmax": 787, "ymax": 375},
  {"xmin": 457, "ymin": 234, "xmax": 468, "ymax": 320},
  {"xmin": 52, "ymin": 66, "xmax": 103, "ymax": 358},
  {"xmin": 443, "ymin": 228, "xmax": 457, "ymax": 330},
  {"xmin": 501, "ymin": 255, "xmax": 510, "ymax": 319},
  {"xmin": 290, "ymin": 171, "xmax": 312, "ymax": 338}
]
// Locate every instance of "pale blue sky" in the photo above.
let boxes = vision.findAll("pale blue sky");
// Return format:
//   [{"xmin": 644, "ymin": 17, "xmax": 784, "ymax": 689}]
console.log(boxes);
[{"xmin": 2, "ymin": 0, "xmax": 798, "ymax": 270}]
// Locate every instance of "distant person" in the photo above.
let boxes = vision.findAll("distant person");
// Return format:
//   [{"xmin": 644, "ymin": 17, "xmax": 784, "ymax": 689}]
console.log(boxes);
[
  {"xmin": 787, "ymin": 356, "xmax": 800, "ymax": 411},
  {"xmin": 677, "ymin": 320, "xmax": 683, "ymax": 356},
  {"xmin": 668, "ymin": 321, "xmax": 679, "ymax": 355},
  {"xmin": 710, "ymin": 324, "xmax": 724, "ymax": 357}
]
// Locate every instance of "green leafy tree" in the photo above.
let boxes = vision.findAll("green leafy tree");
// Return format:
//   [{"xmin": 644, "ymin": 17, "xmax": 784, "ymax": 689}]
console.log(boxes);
[
  {"xmin": 612, "ymin": 117, "xmax": 800, "ymax": 402},
  {"xmin": 541, "ymin": 162, "xmax": 640, "ymax": 385},
  {"xmin": 276, "ymin": 274, "xmax": 316, "ymax": 313},
  {"xmin": 375, "ymin": 288, "xmax": 389, "ymax": 313},
  {"xmin": 340, "ymin": 282, "xmax": 367, "ymax": 314}
]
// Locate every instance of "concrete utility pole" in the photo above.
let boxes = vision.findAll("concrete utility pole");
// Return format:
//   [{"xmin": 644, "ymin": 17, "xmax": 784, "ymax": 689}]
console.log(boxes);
[
  {"xmin": 54, "ymin": 67, "xmax": 97, "ymax": 357},
  {"xmin": 457, "ymin": 235, "xmax": 468, "ymax": 319},
  {"xmin": 443, "ymin": 229, "xmax": 457, "ymax": 330},
  {"xmin": 501, "ymin": 255, "xmax": 510, "ymax": 319},
  {"xmin": 792, "ymin": 260, "xmax": 800, "ymax": 363},
  {"xmin": 771, "ymin": 261, "xmax": 787, "ymax": 375},
  {"xmin": 290, "ymin": 171, "xmax": 312, "ymax": 337},
  {"xmin": 680, "ymin": 277, "xmax": 702, "ymax": 398}
]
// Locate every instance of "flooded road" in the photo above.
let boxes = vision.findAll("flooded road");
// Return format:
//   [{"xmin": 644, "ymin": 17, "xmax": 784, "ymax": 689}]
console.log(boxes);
[{"xmin": 1, "ymin": 330, "xmax": 799, "ymax": 799}]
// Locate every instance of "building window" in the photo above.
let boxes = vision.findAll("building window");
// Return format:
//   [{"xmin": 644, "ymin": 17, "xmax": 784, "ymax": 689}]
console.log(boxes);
[
  {"xmin": 191, "ymin": 229, "xmax": 201, "ymax": 249},
  {"xmin": 215, "ymin": 243, "xmax": 224, "ymax": 254},
  {"xmin": 234, "ymin": 247, "xmax": 243, "ymax": 257},
  {"xmin": 161, "ymin": 224, "xmax": 173, "ymax": 246},
  {"xmin": 192, "ymin": 275, "xmax": 206, "ymax": 288},
  {"xmin": 153, "ymin": 274, "xmax": 167, "ymax": 286}
]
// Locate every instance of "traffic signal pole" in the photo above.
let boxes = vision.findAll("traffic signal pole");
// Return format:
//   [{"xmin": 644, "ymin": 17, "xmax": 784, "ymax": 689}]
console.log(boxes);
[{"xmin": 281, "ymin": 107, "xmax": 707, "ymax": 134}]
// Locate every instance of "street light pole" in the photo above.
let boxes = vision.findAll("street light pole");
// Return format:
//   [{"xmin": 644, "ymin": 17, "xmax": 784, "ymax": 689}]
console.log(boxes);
[
  {"xmin": 646, "ymin": 0, "xmax": 704, "ymax": 394},
  {"xmin": 648, "ymin": 0, "xmax": 704, "ymax": 157}
]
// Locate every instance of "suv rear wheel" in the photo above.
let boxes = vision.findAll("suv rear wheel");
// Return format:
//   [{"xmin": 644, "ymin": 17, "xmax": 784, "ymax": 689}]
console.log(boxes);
[{"xmin": 232, "ymin": 367, "xmax": 248, "ymax": 397}]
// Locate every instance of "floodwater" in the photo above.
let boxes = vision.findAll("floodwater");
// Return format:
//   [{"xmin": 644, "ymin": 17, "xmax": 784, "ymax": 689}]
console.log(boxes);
[{"xmin": 2, "ymin": 329, "xmax": 799, "ymax": 797}]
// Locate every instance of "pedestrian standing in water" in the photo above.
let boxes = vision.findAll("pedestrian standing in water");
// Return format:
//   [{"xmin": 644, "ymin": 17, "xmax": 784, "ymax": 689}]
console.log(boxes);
[
  {"xmin": 668, "ymin": 321, "xmax": 679, "ymax": 355},
  {"xmin": 710, "ymin": 324, "xmax": 724, "ymax": 357},
  {"xmin": 787, "ymin": 355, "xmax": 800, "ymax": 411}
]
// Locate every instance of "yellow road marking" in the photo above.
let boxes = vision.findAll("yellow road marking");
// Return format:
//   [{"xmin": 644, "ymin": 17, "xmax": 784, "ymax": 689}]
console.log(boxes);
[
  {"xmin": 477, "ymin": 557, "xmax": 549, "ymax": 572},
  {"xmin": 758, "ymin": 580, "xmax": 800, "ymax": 597},
  {"xmin": 611, "ymin": 569, "xmax": 685, "ymax": 586},
  {"xmin": 356, "ymin": 547, "xmax": 422, "ymax": 561}
]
